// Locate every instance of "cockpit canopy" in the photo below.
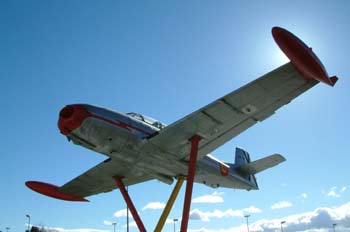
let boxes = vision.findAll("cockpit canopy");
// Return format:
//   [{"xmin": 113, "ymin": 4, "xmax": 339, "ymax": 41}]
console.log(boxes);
[{"xmin": 127, "ymin": 112, "xmax": 167, "ymax": 130}]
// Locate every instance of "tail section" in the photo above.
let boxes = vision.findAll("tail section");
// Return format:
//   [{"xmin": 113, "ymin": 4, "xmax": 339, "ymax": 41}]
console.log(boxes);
[
  {"xmin": 234, "ymin": 147, "xmax": 257, "ymax": 188},
  {"xmin": 233, "ymin": 147, "xmax": 286, "ymax": 189}
]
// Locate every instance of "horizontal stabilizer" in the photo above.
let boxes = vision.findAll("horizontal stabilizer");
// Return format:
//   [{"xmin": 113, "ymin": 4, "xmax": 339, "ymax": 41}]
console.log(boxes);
[{"xmin": 237, "ymin": 154, "xmax": 286, "ymax": 175}]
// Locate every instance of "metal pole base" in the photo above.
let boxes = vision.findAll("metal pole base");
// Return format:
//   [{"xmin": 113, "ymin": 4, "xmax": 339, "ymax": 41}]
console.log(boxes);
[
  {"xmin": 180, "ymin": 135, "xmax": 201, "ymax": 232},
  {"xmin": 114, "ymin": 176, "xmax": 147, "ymax": 232}
]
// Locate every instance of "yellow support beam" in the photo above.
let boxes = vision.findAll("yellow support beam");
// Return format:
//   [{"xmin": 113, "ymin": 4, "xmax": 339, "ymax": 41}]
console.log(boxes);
[{"xmin": 154, "ymin": 176, "xmax": 185, "ymax": 232}]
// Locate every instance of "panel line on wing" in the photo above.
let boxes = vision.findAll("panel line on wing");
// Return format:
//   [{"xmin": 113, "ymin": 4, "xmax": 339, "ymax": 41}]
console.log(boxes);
[
  {"xmin": 200, "ymin": 110, "xmax": 223, "ymax": 125},
  {"xmin": 219, "ymin": 98, "xmax": 243, "ymax": 114}
]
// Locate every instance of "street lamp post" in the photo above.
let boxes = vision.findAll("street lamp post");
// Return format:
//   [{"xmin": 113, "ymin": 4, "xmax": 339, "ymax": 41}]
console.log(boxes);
[
  {"xmin": 112, "ymin": 222, "xmax": 117, "ymax": 232},
  {"xmin": 26, "ymin": 214, "xmax": 31, "ymax": 232},
  {"xmin": 333, "ymin": 223, "xmax": 337, "ymax": 232},
  {"xmin": 244, "ymin": 215, "xmax": 250, "ymax": 232},
  {"xmin": 173, "ymin": 218, "xmax": 178, "ymax": 232},
  {"xmin": 280, "ymin": 221, "xmax": 286, "ymax": 232}
]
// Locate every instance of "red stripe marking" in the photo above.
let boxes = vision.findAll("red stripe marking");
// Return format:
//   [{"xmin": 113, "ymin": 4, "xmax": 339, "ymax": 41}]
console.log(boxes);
[
  {"xmin": 90, "ymin": 114, "xmax": 153, "ymax": 136},
  {"xmin": 58, "ymin": 104, "xmax": 153, "ymax": 136}
]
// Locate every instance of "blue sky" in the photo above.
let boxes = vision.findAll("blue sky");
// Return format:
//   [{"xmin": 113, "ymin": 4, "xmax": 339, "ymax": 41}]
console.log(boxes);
[{"xmin": 1, "ymin": 1, "xmax": 349, "ymax": 232}]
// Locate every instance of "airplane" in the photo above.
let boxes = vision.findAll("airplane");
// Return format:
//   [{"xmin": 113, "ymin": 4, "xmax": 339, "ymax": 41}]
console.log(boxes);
[{"xmin": 26, "ymin": 27, "xmax": 338, "ymax": 232}]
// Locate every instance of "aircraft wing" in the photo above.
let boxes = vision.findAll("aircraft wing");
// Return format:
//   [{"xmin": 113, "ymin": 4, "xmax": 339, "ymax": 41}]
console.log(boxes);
[
  {"xmin": 51, "ymin": 158, "xmax": 152, "ymax": 199},
  {"xmin": 147, "ymin": 62, "xmax": 318, "ymax": 160}
]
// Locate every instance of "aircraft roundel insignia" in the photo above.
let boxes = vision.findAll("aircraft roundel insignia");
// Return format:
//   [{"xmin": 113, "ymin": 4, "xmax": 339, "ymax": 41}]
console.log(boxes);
[{"xmin": 220, "ymin": 164, "xmax": 229, "ymax": 176}]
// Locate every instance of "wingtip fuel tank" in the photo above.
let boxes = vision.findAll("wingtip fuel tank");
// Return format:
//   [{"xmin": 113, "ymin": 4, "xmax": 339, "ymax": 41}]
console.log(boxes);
[
  {"xmin": 25, "ymin": 181, "xmax": 89, "ymax": 202},
  {"xmin": 272, "ymin": 26, "xmax": 338, "ymax": 86}
]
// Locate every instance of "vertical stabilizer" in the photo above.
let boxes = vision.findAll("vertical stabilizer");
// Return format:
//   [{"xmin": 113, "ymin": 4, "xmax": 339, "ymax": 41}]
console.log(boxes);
[
  {"xmin": 234, "ymin": 147, "xmax": 258, "ymax": 189},
  {"xmin": 235, "ymin": 147, "xmax": 251, "ymax": 167}
]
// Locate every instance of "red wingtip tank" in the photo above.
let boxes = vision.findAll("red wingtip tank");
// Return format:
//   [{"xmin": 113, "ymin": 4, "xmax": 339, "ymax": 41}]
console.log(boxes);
[
  {"xmin": 272, "ymin": 26, "xmax": 338, "ymax": 87},
  {"xmin": 25, "ymin": 181, "xmax": 89, "ymax": 202}
]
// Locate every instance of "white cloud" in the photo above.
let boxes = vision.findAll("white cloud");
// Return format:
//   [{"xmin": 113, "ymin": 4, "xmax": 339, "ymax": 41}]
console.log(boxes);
[
  {"xmin": 189, "ymin": 205, "xmax": 262, "ymax": 222},
  {"xmin": 190, "ymin": 209, "xmax": 210, "ymax": 221},
  {"xmin": 243, "ymin": 206, "xmax": 262, "ymax": 214},
  {"xmin": 254, "ymin": 202, "xmax": 350, "ymax": 232},
  {"xmin": 323, "ymin": 186, "xmax": 347, "ymax": 198},
  {"xmin": 165, "ymin": 218, "xmax": 177, "ymax": 224},
  {"xmin": 103, "ymin": 221, "xmax": 112, "ymax": 226},
  {"xmin": 187, "ymin": 202, "xmax": 350, "ymax": 232},
  {"xmin": 325, "ymin": 186, "xmax": 343, "ymax": 198},
  {"xmin": 123, "ymin": 221, "xmax": 137, "ymax": 228},
  {"xmin": 302, "ymin": 193, "xmax": 308, "ymax": 199},
  {"xmin": 270, "ymin": 201, "xmax": 292, "ymax": 210},
  {"xmin": 142, "ymin": 202, "xmax": 165, "ymax": 211},
  {"xmin": 340, "ymin": 186, "xmax": 347, "ymax": 193},
  {"xmin": 193, "ymin": 192, "xmax": 224, "ymax": 204},
  {"xmin": 190, "ymin": 208, "xmax": 244, "ymax": 221},
  {"xmin": 113, "ymin": 209, "xmax": 127, "ymax": 218},
  {"xmin": 328, "ymin": 190, "xmax": 341, "ymax": 198}
]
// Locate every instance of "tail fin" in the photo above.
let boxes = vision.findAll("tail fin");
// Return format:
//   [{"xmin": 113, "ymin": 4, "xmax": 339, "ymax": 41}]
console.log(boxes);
[
  {"xmin": 235, "ymin": 147, "xmax": 251, "ymax": 167},
  {"xmin": 234, "ymin": 147, "xmax": 257, "ymax": 187}
]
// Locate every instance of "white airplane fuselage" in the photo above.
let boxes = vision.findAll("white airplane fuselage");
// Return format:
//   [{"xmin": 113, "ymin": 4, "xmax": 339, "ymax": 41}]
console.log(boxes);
[{"xmin": 58, "ymin": 104, "xmax": 257, "ymax": 190}]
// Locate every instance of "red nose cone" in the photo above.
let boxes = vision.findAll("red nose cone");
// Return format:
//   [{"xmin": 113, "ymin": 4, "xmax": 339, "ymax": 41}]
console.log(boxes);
[
  {"xmin": 59, "ymin": 105, "xmax": 74, "ymax": 119},
  {"xmin": 272, "ymin": 27, "xmax": 337, "ymax": 86},
  {"xmin": 58, "ymin": 104, "xmax": 91, "ymax": 135}
]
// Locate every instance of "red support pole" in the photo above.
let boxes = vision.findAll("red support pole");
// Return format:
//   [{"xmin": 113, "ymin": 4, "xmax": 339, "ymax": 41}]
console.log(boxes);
[
  {"xmin": 113, "ymin": 176, "xmax": 147, "ymax": 232},
  {"xmin": 180, "ymin": 135, "xmax": 202, "ymax": 232}
]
